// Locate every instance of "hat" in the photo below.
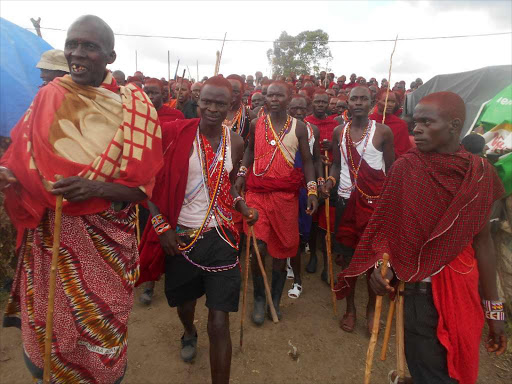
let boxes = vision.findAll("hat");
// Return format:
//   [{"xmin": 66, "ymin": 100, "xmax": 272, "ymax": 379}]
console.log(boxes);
[{"xmin": 36, "ymin": 49, "xmax": 69, "ymax": 72}]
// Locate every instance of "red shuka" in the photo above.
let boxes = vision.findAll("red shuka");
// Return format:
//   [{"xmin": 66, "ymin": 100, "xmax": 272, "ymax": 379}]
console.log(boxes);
[
  {"xmin": 157, "ymin": 104, "xmax": 184, "ymax": 124},
  {"xmin": 137, "ymin": 119, "xmax": 199, "ymax": 284},
  {"xmin": 369, "ymin": 111, "xmax": 412, "ymax": 158}
]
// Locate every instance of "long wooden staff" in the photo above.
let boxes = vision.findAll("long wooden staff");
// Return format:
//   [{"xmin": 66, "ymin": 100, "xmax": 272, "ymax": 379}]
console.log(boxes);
[
  {"xmin": 249, "ymin": 226, "xmax": 279, "ymax": 323},
  {"xmin": 364, "ymin": 253, "xmax": 390, "ymax": 384},
  {"xmin": 395, "ymin": 282, "xmax": 406, "ymax": 379},
  {"xmin": 380, "ymin": 294, "xmax": 396, "ymax": 361},
  {"xmin": 324, "ymin": 150, "xmax": 337, "ymax": 316},
  {"xmin": 381, "ymin": 35, "xmax": 398, "ymax": 125},
  {"xmin": 240, "ymin": 228, "xmax": 252, "ymax": 349},
  {"xmin": 43, "ymin": 180, "xmax": 64, "ymax": 384}
]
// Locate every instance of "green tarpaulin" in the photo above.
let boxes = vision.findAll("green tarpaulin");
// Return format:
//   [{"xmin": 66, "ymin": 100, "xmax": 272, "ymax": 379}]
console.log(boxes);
[{"xmin": 477, "ymin": 84, "xmax": 512, "ymax": 131}]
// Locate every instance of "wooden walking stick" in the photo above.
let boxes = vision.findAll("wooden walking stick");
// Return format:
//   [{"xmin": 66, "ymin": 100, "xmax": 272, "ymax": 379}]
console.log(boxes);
[
  {"xmin": 324, "ymin": 149, "xmax": 337, "ymax": 316},
  {"xmin": 380, "ymin": 294, "xmax": 396, "ymax": 361},
  {"xmin": 175, "ymin": 69, "xmax": 187, "ymax": 110},
  {"xmin": 240, "ymin": 227, "xmax": 252, "ymax": 349},
  {"xmin": 395, "ymin": 281, "xmax": 406, "ymax": 379},
  {"xmin": 249, "ymin": 226, "xmax": 279, "ymax": 323},
  {"xmin": 364, "ymin": 253, "xmax": 390, "ymax": 384},
  {"xmin": 43, "ymin": 178, "xmax": 64, "ymax": 384},
  {"xmin": 381, "ymin": 35, "xmax": 398, "ymax": 125}
]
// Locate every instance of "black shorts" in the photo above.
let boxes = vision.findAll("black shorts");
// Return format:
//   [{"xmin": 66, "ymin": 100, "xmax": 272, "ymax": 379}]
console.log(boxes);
[{"xmin": 164, "ymin": 229, "xmax": 241, "ymax": 313}]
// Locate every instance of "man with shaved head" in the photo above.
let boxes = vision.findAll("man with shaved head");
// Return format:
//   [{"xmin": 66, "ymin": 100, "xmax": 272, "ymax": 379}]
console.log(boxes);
[
  {"xmin": 338, "ymin": 92, "xmax": 507, "ymax": 384},
  {"xmin": 1, "ymin": 15, "xmax": 163, "ymax": 383},
  {"xmin": 323, "ymin": 86, "xmax": 395, "ymax": 334}
]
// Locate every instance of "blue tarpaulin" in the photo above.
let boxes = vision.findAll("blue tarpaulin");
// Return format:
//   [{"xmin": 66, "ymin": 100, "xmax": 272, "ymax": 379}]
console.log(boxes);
[{"xmin": 0, "ymin": 18, "xmax": 53, "ymax": 137}]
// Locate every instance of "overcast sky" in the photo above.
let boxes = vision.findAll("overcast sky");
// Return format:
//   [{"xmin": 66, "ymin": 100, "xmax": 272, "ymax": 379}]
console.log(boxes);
[{"xmin": 1, "ymin": 0, "xmax": 511, "ymax": 86}]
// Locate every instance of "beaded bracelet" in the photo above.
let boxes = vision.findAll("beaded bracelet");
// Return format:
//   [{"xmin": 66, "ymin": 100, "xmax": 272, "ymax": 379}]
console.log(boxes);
[
  {"xmin": 317, "ymin": 177, "xmax": 326, "ymax": 186},
  {"xmin": 307, "ymin": 190, "xmax": 318, "ymax": 197},
  {"xmin": 237, "ymin": 166, "xmax": 248, "ymax": 178},
  {"xmin": 232, "ymin": 195, "xmax": 245, "ymax": 209},
  {"xmin": 151, "ymin": 214, "xmax": 165, "ymax": 227},
  {"xmin": 485, "ymin": 311, "xmax": 505, "ymax": 321},
  {"xmin": 482, "ymin": 300, "xmax": 504, "ymax": 312},
  {"xmin": 374, "ymin": 259, "xmax": 391, "ymax": 269},
  {"xmin": 155, "ymin": 222, "xmax": 171, "ymax": 235}
]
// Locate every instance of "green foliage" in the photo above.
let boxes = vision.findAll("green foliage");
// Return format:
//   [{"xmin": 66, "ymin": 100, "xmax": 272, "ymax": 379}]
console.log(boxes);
[{"xmin": 267, "ymin": 30, "xmax": 332, "ymax": 76}]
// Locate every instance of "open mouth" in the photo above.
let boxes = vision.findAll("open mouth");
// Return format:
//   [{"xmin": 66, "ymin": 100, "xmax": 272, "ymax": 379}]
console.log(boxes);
[{"xmin": 71, "ymin": 64, "xmax": 87, "ymax": 74}]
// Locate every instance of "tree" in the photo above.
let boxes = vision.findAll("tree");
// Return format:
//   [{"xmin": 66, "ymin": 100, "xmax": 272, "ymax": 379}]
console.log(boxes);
[{"xmin": 267, "ymin": 30, "xmax": 332, "ymax": 76}]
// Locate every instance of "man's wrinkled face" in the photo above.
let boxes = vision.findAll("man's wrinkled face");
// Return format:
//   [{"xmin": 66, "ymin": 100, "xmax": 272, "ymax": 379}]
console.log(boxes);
[
  {"xmin": 191, "ymin": 83, "xmax": 202, "ymax": 102},
  {"xmin": 266, "ymin": 83, "xmax": 290, "ymax": 113},
  {"xmin": 288, "ymin": 97, "xmax": 308, "ymax": 121},
  {"xmin": 251, "ymin": 93, "xmax": 265, "ymax": 109},
  {"xmin": 144, "ymin": 84, "xmax": 163, "ymax": 110},
  {"xmin": 312, "ymin": 93, "xmax": 329, "ymax": 115},
  {"xmin": 175, "ymin": 83, "xmax": 190, "ymax": 103},
  {"xmin": 228, "ymin": 79, "xmax": 243, "ymax": 106},
  {"xmin": 64, "ymin": 19, "xmax": 116, "ymax": 87}
]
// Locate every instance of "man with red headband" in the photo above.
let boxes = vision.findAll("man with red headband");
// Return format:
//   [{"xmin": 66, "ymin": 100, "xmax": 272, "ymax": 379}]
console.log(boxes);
[
  {"xmin": 342, "ymin": 92, "xmax": 507, "ymax": 384},
  {"xmin": 323, "ymin": 86, "xmax": 394, "ymax": 334},
  {"xmin": 235, "ymin": 81, "xmax": 318, "ymax": 323},
  {"xmin": 369, "ymin": 89, "xmax": 412, "ymax": 158},
  {"xmin": 1, "ymin": 15, "xmax": 163, "ymax": 383},
  {"xmin": 138, "ymin": 76, "xmax": 258, "ymax": 384}
]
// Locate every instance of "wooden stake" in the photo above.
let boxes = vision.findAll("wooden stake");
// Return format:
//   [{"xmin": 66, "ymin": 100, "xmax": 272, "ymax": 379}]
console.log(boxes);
[
  {"xmin": 364, "ymin": 253, "xmax": 390, "ymax": 384},
  {"xmin": 324, "ymin": 150, "xmax": 337, "ymax": 316},
  {"xmin": 174, "ymin": 59, "xmax": 180, "ymax": 81},
  {"xmin": 396, "ymin": 281, "xmax": 406, "ymax": 379},
  {"xmin": 249, "ymin": 226, "xmax": 279, "ymax": 323},
  {"xmin": 380, "ymin": 294, "xmax": 396, "ymax": 361},
  {"xmin": 167, "ymin": 51, "xmax": 171, "ymax": 83},
  {"xmin": 43, "ymin": 181, "xmax": 64, "ymax": 384},
  {"xmin": 382, "ymin": 35, "xmax": 398, "ymax": 125},
  {"xmin": 196, "ymin": 60, "xmax": 199, "ymax": 83},
  {"xmin": 240, "ymin": 231, "xmax": 252, "ymax": 350},
  {"xmin": 135, "ymin": 50, "xmax": 138, "ymax": 72},
  {"xmin": 30, "ymin": 17, "xmax": 42, "ymax": 38},
  {"xmin": 176, "ymin": 69, "xmax": 186, "ymax": 110},
  {"xmin": 214, "ymin": 51, "xmax": 221, "ymax": 76}
]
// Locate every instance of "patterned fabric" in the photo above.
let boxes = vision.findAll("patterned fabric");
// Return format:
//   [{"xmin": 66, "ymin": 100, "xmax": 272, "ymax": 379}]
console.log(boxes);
[
  {"xmin": 335, "ymin": 148, "xmax": 504, "ymax": 298},
  {"xmin": 4, "ymin": 206, "xmax": 138, "ymax": 384},
  {"xmin": 244, "ymin": 116, "xmax": 300, "ymax": 259},
  {"xmin": 1, "ymin": 72, "xmax": 163, "ymax": 244}
]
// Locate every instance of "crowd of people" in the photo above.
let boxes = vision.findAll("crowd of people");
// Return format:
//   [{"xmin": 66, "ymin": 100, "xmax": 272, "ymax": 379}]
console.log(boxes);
[{"xmin": 0, "ymin": 14, "xmax": 507, "ymax": 384}]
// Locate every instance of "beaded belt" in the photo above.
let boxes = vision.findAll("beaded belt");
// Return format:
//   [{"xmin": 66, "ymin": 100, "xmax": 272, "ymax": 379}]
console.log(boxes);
[{"xmin": 176, "ymin": 225, "xmax": 213, "ymax": 240}]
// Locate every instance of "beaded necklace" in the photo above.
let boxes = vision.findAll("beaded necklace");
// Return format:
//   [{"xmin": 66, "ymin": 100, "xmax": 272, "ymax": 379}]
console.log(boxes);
[
  {"xmin": 224, "ymin": 104, "xmax": 247, "ymax": 137},
  {"xmin": 338, "ymin": 120, "xmax": 375, "ymax": 200},
  {"xmin": 253, "ymin": 115, "xmax": 294, "ymax": 176}
]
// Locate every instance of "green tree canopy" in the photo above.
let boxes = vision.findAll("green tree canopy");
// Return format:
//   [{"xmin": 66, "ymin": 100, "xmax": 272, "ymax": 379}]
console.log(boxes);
[{"xmin": 267, "ymin": 30, "xmax": 332, "ymax": 76}]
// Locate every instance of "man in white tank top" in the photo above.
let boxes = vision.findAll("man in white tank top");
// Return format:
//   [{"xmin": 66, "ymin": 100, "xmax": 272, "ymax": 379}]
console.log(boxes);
[
  {"xmin": 142, "ymin": 77, "xmax": 259, "ymax": 384},
  {"xmin": 322, "ymin": 86, "xmax": 395, "ymax": 334}
]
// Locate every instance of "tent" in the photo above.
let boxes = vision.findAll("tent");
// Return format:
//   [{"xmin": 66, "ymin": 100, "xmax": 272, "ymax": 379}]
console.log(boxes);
[
  {"xmin": 404, "ymin": 65, "xmax": 512, "ymax": 137},
  {"xmin": 0, "ymin": 17, "xmax": 53, "ymax": 137}
]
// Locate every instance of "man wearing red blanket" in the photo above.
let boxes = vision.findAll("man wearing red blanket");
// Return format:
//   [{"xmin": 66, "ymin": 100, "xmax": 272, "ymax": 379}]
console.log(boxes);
[
  {"xmin": 144, "ymin": 78, "xmax": 184, "ymax": 124},
  {"xmin": 138, "ymin": 76, "xmax": 257, "ymax": 384},
  {"xmin": 343, "ymin": 92, "xmax": 507, "ymax": 384}
]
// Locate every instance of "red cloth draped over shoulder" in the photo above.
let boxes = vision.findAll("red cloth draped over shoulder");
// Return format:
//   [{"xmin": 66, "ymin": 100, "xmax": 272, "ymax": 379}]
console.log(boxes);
[
  {"xmin": 334, "ymin": 148, "xmax": 504, "ymax": 298},
  {"xmin": 157, "ymin": 105, "xmax": 184, "ymax": 124},
  {"xmin": 369, "ymin": 111, "xmax": 412, "ymax": 157},
  {"xmin": 335, "ymin": 134, "xmax": 386, "ymax": 249},
  {"xmin": 304, "ymin": 114, "xmax": 339, "ymax": 161},
  {"xmin": 432, "ymin": 245, "xmax": 483, "ymax": 384},
  {"xmin": 1, "ymin": 74, "xmax": 163, "ymax": 246},
  {"xmin": 137, "ymin": 119, "xmax": 199, "ymax": 285}
]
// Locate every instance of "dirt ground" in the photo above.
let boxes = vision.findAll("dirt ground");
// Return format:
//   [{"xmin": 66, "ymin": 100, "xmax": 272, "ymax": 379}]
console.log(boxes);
[{"xmin": 1, "ymin": 255, "xmax": 511, "ymax": 384}]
